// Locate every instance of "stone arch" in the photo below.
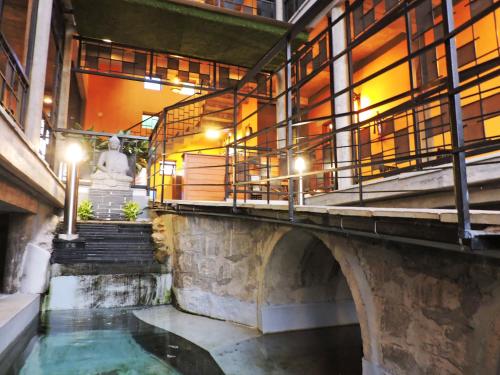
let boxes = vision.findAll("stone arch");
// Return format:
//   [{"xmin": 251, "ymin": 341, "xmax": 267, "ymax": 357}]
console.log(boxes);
[{"xmin": 257, "ymin": 228, "xmax": 381, "ymax": 371}]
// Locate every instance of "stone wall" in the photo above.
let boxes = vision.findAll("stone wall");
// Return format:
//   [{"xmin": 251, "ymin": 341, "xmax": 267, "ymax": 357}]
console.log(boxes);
[
  {"xmin": 154, "ymin": 211, "xmax": 500, "ymax": 375},
  {"xmin": 3, "ymin": 201, "xmax": 59, "ymax": 293},
  {"xmin": 45, "ymin": 266, "xmax": 172, "ymax": 310}
]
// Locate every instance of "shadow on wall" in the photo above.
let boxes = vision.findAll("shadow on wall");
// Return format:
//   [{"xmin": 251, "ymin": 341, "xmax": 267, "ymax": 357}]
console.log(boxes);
[{"xmin": 259, "ymin": 229, "xmax": 360, "ymax": 334}]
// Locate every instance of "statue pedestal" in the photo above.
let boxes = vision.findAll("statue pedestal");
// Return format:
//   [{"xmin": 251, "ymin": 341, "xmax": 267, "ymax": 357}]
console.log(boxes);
[{"xmin": 89, "ymin": 188, "xmax": 132, "ymax": 220}]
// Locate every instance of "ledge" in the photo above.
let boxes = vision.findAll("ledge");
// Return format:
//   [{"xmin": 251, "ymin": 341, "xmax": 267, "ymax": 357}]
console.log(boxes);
[{"xmin": 0, "ymin": 107, "xmax": 65, "ymax": 209}]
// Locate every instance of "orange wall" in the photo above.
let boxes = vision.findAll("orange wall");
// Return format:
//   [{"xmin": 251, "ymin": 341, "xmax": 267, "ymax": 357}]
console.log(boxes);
[{"xmin": 82, "ymin": 75, "xmax": 188, "ymax": 133}]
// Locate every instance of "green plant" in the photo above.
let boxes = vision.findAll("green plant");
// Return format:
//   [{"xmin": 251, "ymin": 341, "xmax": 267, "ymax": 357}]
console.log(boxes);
[
  {"xmin": 77, "ymin": 200, "xmax": 94, "ymax": 221},
  {"xmin": 122, "ymin": 201, "xmax": 141, "ymax": 221}
]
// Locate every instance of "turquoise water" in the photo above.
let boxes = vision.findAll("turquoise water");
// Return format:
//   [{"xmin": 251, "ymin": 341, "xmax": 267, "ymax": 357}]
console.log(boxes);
[
  {"xmin": 3, "ymin": 308, "xmax": 223, "ymax": 375},
  {"xmin": 20, "ymin": 329, "xmax": 179, "ymax": 375}
]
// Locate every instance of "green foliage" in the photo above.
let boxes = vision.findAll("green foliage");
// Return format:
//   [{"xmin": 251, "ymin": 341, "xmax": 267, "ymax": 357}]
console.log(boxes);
[
  {"xmin": 77, "ymin": 200, "xmax": 94, "ymax": 221},
  {"xmin": 122, "ymin": 201, "xmax": 141, "ymax": 221}
]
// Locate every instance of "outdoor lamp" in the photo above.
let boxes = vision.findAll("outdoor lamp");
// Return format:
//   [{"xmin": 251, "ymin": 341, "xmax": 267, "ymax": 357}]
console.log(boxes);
[
  {"xmin": 60, "ymin": 142, "xmax": 85, "ymax": 240},
  {"xmin": 294, "ymin": 156, "xmax": 306, "ymax": 174},
  {"xmin": 294, "ymin": 156, "xmax": 306, "ymax": 206}
]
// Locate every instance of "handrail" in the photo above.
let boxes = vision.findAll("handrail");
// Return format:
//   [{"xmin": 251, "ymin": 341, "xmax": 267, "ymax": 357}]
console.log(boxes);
[{"xmin": 0, "ymin": 33, "xmax": 29, "ymax": 85}]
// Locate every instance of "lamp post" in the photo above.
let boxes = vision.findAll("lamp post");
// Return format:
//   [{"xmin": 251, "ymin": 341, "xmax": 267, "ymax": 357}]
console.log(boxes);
[
  {"xmin": 59, "ymin": 142, "xmax": 84, "ymax": 240},
  {"xmin": 294, "ymin": 156, "xmax": 306, "ymax": 206}
]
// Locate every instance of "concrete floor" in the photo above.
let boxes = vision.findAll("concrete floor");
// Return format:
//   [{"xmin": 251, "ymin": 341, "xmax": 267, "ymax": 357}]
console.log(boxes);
[{"xmin": 134, "ymin": 306, "xmax": 362, "ymax": 375}]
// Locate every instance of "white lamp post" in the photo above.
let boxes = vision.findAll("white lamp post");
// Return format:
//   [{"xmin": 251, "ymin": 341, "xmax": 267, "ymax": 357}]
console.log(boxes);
[
  {"xmin": 294, "ymin": 156, "xmax": 306, "ymax": 205},
  {"xmin": 59, "ymin": 142, "xmax": 84, "ymax": 240}
]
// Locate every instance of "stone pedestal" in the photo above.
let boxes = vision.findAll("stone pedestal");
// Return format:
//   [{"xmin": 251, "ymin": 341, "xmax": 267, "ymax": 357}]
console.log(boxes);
[{"xmin": 89, "ymin": 188, "xmax": 132, "ymax": 220}]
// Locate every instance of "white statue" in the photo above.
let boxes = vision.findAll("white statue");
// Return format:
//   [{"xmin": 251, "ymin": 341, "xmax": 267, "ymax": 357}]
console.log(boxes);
[{"xmin": 90, "ymin": 135, "xmax": 133, "ymax": 189}]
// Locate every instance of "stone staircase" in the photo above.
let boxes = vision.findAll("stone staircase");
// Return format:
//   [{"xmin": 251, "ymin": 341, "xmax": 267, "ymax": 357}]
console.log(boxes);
[{"xmin": 52, "ymin": 222, "xmax": 154, "ymax": 264}]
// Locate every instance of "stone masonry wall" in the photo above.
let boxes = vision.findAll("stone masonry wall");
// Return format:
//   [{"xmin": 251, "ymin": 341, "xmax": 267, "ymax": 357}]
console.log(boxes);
[
  {"xmin": 154, "ymin": 212, "xmax": 500, "ymax": 375},
  {"xmin": 3, "ymin": 201, "xmax": 59, "ymax": 293}
]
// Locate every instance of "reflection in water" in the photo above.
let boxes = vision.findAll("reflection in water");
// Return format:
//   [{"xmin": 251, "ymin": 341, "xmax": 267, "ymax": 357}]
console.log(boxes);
[
  {"xmin": 20, "ymin": 330, "xmax": 179, "ymax": 375},
  {"xmin": 4, "ymin": 308, "xmax": 223, "ymax": 375}
]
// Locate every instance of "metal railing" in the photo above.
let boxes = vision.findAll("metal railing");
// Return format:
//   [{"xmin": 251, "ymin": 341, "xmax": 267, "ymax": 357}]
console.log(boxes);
[
  {"xmin": 199, "ymin": 0, "xmax": 275, "ymax": 18},
  {"xmin": 75, "ymin": 37, "xmax": 271, "ymax": 95},
  {"xmin": 148, "ymin": 0, "xmax": 500, "ymax": 243},
  {"xmin": 0, "ymin": 33, "xmax": 29, "ymax": 127}
]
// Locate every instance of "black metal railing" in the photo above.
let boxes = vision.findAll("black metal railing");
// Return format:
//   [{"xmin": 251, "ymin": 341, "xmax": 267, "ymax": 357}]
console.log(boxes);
[
  {"xmin": 75, "ymin": 37, "xmax": 272, "ymax": 96},
  {"xmin": 148, "ymin": 0, "xmax": 500, "ymax": 243},
  {"xmin": 200, "ymin": 0, "xmax": 275, "ymax": 18},
  {"xmin": 40, "ymin": 112, "xmax": 57, "ymax": 169},
  {"xmin": 0, "ymin": 34, "xmax": 29, "ymax": 127}
]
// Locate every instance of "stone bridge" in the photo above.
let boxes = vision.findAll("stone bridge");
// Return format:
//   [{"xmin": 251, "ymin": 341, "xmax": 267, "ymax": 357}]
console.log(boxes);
[{"xmin": 153, "ymin": 201, "xmax": 500, "ymax": 375}]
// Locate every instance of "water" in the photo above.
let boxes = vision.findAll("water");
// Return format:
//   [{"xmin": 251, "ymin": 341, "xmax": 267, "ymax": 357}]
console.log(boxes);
[
  {"xmin": 2, "ymin": 308, "xmax": 223, "ymax": 375},
  {"xmin": 2, "ymin": 307, "xmax": 362, "ymax": 375}
]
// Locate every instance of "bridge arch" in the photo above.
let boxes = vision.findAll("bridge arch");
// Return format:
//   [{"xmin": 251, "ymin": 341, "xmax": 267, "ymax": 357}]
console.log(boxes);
[{"xmin": 258, "ymin": 228, "xmax": 381, "ymax": 371}]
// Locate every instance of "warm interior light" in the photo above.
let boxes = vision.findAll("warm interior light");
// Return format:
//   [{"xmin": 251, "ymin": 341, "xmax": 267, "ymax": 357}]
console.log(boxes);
[
  {"xmin": 172, "ymin": 82, "xmax": 196, "ymax": 96},
  {"xmin": 294, "ymin": 156, "xmax": 306, "ymax": 174},
  {"xmin": 205, "ymin": 129, "xmax": 221, "ymax": 140},
  {"xmin": 102, "ymin": 38, "xmax": 112, "ymax": 43},
  {"xmin": 43, "ymin": 96, "xmax": 52, "ymax": 104},
  {"xmin": 65, "ymin": 143, "xmax": 84, "ymax": 163}
]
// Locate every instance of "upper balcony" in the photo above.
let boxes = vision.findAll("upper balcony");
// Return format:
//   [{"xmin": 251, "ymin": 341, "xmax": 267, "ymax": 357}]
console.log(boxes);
[
  {"xmin": 70, "ymin": 0, "xmax": 292, "ymax": 69},
  {"xmin": 192, "ymin": 0, "xmax": 275, "ymax": 18}
]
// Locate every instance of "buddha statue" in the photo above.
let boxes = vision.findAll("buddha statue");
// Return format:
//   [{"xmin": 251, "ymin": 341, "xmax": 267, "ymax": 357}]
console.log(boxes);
[{"xmin": 90, "ymin": 135, "xmax": 133, "ymax": 189}]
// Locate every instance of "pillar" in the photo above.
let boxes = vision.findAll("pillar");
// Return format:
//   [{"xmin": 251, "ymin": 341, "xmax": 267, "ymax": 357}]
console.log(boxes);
[
  {"xmin": 24, "ymin": 0, "xmax": 54, "ymax": 151},
  {"xmin": 55, "ymin": 19, "xmax": 75, "ymax": 130},
  {"xmin": 331, "ymin": 3, "xmax": 353, "ymax": 189},
  {"xmin": 275, "ymin": 0, "xmax": 284, "ymax": 21}
]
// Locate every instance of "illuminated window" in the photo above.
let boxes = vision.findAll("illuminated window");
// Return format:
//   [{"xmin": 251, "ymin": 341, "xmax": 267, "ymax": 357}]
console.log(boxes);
[
  {"xmin": 144, "ymin": 77, "xmax": 161, "ymax": 91},
  {"xmin": 142, "ymin": 114, "xmax": 159, "ymax": 129},
  {"xmin": 160, "ymin": 161, "xmax": 176, "ymax": 176}
]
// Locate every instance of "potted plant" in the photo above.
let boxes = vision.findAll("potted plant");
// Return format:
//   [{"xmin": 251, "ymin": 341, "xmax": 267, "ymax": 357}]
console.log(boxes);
[
  {"xmin": 122, "ymin": 201, "xmax": 141, "ymax": 221},
  {"xmin": 77, "ymin": 200, "xmax": 94, "ymax": 220}
]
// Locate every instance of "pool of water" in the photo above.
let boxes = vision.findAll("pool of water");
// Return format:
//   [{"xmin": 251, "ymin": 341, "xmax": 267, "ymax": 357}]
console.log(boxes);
[
  {"xmin": 1, "ymin": 307, "xmax": 362, "ymax": 375},
  {"xmin": 2, "ymin": 308, "xmax": 223, "ymax": 375}
]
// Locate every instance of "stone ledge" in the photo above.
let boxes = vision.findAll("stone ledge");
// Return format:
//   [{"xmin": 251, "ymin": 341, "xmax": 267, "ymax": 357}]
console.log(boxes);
[
  {"xmin": 0, "ymin": 294, "xmax": 40, "ymax": 356},
  {"xmin": 160, "ymin": 200, "xmax": 500, "ymax": 226}
]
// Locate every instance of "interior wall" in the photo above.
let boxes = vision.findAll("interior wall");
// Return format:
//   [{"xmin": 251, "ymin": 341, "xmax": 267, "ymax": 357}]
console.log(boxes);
[
  {"xmin": 81, "ymin": 74, "xmax": 188, "ymax": 133},
  {"xmin": 260, "ymin": 230, "xmax": 358, "ymax": 333}
]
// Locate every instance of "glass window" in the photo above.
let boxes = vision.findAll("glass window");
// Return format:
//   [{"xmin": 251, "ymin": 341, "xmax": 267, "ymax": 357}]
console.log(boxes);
[
  {"xmin": 142, "ymin": 114, "xmax": 159, "ymax": 129},
  {"xmin": 144, "ymin": 77, "xmax": 161, "ymax": 90}
]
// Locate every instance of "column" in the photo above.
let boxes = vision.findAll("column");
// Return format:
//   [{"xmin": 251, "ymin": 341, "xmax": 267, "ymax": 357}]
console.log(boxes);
[
  {"xmin": 53, "ymin": 19, "xmax": 74, "ymax": 177},
  {"xmin": 331, "ymin": 3, "xmax": 353, "ymax": 189},
  {"xmin": 275, "ymin": 0, "xmax": 284, "ymax": 21},
  {"xmin": 55, "ymin": 20, "xmax": 75, "ymax": 130},
  {"xmin": 24, "ymin": 0, "xmax": 54, "ymax": 151}
]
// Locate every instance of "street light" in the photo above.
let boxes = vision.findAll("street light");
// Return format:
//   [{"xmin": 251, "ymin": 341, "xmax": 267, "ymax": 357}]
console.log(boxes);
[
  {"xmin": 294, "ymin": 156, "xmax": 306, "ymax": 205},
  {"xmin": 59, "ymin": 142, "xmax": 84, "ymax": 240}
]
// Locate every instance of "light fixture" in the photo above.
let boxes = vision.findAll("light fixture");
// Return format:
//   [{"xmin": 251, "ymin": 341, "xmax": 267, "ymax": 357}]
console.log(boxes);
[
  {"xmin": 60, "ymin": 142, "xmax": 85, "ymax": 240},
  {"xmin": 205, "ymin": 129, "xmax": 221, "ymax": 140},
  {"xmin": 102, "ymin": 38, "xmax": 112, "ymax": 43},
  {"xmin": 65, "ymin": 142, "xmax": 85, "ymax": 164},
  {"xmin": 43, "ymin": 96, "xmax": 53, "ymax": 104},
  {"xmin": 294, "ymin": 156, "xmax": 306, "ymax": 174}
]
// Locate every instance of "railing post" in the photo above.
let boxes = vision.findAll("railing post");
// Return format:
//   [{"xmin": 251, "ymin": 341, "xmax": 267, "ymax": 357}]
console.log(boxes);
[
  {"xmin": 441, "ymin": 0, "xmax": 471, "ymax": 242},
  {"xmin": 266, "ymin": 154, "xmax": 271, "ymax": 204},
  {"xmin": 327, "ymin": 15, "xmax": 339, "ymax": 190},
  {"xmin": 404, "ymin": 5, "xmax": 422, "ymax": 170},
  {"xmin": 285, "ymin": 36, "xmax": 295, "ymax": 221},
  {"xmin": 160, "ymin": 109, "xmax": 167, "ymax": 205},
  {"xmin": 232, "ymin": 88, "xmax": 238, "ymax": 211},
  {"xmin": 224, "ymin": 144, "xmax": 230, "ymax": 200}
]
